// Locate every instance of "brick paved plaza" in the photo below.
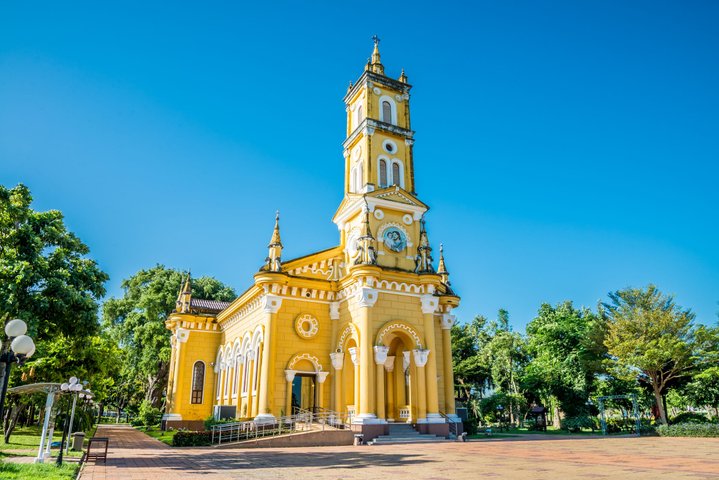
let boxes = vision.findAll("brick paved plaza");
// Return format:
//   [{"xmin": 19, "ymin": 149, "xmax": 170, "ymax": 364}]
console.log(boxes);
[{"xmin": 79, "ymin": 425, "xmax": 719, "ymax": 480}]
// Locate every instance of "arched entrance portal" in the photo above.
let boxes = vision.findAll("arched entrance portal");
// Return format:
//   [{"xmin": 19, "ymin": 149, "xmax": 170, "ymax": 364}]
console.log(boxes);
[
  {"xmin": 284, "ymin": 354, "xmax": 328, "ymax": 416},
  {"xmin": 375, "ymin": 322, "xmax": 423, "ymax": 423}
]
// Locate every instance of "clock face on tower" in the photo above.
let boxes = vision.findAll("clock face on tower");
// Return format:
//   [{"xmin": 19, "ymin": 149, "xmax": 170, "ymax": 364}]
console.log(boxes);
[{"xmin": 382, "ymin": 227, "xmax": 407, "ymax": 252}]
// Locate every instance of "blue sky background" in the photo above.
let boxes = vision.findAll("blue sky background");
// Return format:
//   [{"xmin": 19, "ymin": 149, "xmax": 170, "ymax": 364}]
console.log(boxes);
[{"xmin": 1, "ymin": 1, "xmax": 717, "ymax": 330}]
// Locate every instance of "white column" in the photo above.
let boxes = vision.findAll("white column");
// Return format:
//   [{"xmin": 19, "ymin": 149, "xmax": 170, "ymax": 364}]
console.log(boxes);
[{"xmin": 36, "ymin": 389, "xmax": 55, "ymax": 464}]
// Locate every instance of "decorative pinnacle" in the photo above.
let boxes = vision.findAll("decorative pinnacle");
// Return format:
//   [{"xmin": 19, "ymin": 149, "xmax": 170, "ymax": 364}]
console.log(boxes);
[
  {"xmin": 369, "ymin": 35, "xmax": 384, "ymax": 75},
  {"xmin": 399, "ymin": 68, "xmax": 408, "ymax": 83},
  {"xmin": 269, "ymin": 210, "xmax": 282, "ymax": 248}
]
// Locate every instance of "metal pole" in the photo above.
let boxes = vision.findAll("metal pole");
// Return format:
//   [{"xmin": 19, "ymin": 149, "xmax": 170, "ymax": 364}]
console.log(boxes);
[
  {"xmin": 36, "ymin": 390, "xmax": 55, "ymax": 464},
  {"xmin": 65, "ymin": 393, "xmax": 78, "ymax": 454},
  {"xmin": 0, "ymin": 357, "xmax": 13, "ymax": 427},
  {"xmin": 57, "ymin": 401, "xmax": 71, "ymax": 466},
  {"xmin": 599, "ymin": 399, "xmax": 607, "ymax": 435}
]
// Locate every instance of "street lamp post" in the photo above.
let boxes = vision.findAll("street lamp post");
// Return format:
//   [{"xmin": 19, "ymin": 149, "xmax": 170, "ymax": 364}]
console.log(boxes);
[
  {"xmin": 57, "ymin": 377, "xmax": 84, "ymax": 466},
  {"xmin": 0, "ymin": 319, "xmax": 36, "ymax": 424},
  {"xmin": 496, "ymin": 404, "xmax": 504, "ymax": 432}
]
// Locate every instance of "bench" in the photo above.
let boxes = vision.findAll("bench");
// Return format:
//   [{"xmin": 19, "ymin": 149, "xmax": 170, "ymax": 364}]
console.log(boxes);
[{"xmin": 85, "ymin": 437, "xmax": 109, "ymax": 464}]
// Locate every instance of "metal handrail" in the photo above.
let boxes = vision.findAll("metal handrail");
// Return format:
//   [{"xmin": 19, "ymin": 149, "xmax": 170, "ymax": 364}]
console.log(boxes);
[
  {"xmin": 439, "ymin": 411, "xmax": 461, "ymax": 438},
  {"xmin": 210, "ymin": 407, "xmax": 351, "ymax": 445}
]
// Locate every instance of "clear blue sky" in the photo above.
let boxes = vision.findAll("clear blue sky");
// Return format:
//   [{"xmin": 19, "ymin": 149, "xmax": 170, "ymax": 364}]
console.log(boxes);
[{"xmin": 1, "ymin": 1, "xmax": 718, "ymax": 330}]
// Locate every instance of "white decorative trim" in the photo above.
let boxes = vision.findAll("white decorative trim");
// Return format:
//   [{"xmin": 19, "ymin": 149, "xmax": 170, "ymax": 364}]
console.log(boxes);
[
  {"xmin": 261, "ymin": 294, "xmax": 282, "ymax": 314},
  {"xmin": 420, "ymin": 294, "xmax": 439, "ymax": 314},
  {"xmin": 402, "ymin": 351, "xmax": 411, "ymax": 372},
  {"xmin": 378, "ymin": 94, "xmax": 397, "ymax": 125},
  {"xmin": 176, "ymin": 328, "xmax": 190, "ymax": 344},
  {"xmin": 384, "ymin": 355, "xmax": 395, "ymax": 372},
  {"xmin": 284, "ymin": 370, "xmax": 296, "ymax": 382},
  {"xmin": 317, "ymin": 372, "xmax": 329, "ymax": 384},
  {"xmin": 402, "ymin": 214, "xmax": 413, "ymax": 225},
  {"xmin": 356, "ymin": 287, "xmax": 378, "ymax": 308},
  {"xmin": 373, "ymin": 345, "xmax": 389, "ymax": 365},
  {"xmin": 377, "ymin": 222, "xmax": 413, "ymax": 249},
  {"xmin": 287, "ymin": 353, "xmax": 323, "ymax": 372},
  {"xmin": 382, "ymin": 139, "xmax": 398, "ymax": 154},
  {"xmin": 373, "ymin": 87, "xmax": 381, "ymax": 95},
  {"xmin": 348, "ymin": 347, "xmax": 359, "ymax": 366},
  {"xmin": 162, "ymin": 413, "xmax": 182, "ymax": 421},
  {"xmin": 373, "ymin": 208, "xmax": 384, "ymax": 220},
  {"xmin": 330, "ymin": 352, "xmax": 344, "ymax": 370},
  {"xmin": 441, "ymin": 314, "xmax": 455, "ymax": 330},
  {"xmin": 337, "ymin": 323, "xmax": 359, "ymax": 352},
  {"xmin": 329, "ymin": 302, "xmax": 340, "ymax": 320},
  {"xmin": 413, "ymin": 349, "xmax": 430, "ymax": 368},
  {"xmin": 377, "ymin": 321, "xmax": 422, "ymax": 349},
  {"xmin": 295, "ymin": 314, "xmax": 320, "ymax": 339}
]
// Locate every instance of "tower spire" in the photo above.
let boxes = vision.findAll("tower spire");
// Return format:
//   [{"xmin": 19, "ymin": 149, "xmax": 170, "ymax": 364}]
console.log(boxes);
[
  {"xmin": 437, "ymin": 244, "xmax": 450, "ymax": 284},
  {"xmin": 399, "ymin": 68, "xmax": 408, "ymax": 83},
  {"xmin": 414, "ymin": 217, "xmax": 435, "ymax": 273},
  {"xmin": 353, "ymin": 201, "xmax": 378, "ymax": 265},
  {"xmin": 369, "ymin": 35, "xmax": 385, "ymax": 75},
  {"xmin": 262, "ymin": 211, "xmax": 283, "ymax": 272},
  {"xmin": 176, "ymin": 271, "xmax": 192, "ymax": 313}
]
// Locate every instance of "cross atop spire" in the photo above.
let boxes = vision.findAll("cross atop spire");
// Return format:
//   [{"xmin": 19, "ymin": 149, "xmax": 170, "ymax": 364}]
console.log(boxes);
[{"xmin": 369, "ymin": 35, "xmax": 384, "ymax": 75}]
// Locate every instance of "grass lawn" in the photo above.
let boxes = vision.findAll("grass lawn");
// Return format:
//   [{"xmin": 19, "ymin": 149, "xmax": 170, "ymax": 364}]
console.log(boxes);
[
  {"xmin": 0, "ymin": 462, "xmax": 78, "ymax": 480},
  {"xmin": 0, "ymin": 425, "xmax": 89, "ymax": 460},
  {"xmin": 135, "ymin": 426, "xmax": 176, "ymax": 446}
]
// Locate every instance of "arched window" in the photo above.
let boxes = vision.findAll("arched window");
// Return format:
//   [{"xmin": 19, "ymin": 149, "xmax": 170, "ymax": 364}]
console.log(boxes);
[
  {"xmin": 382, "ymin": 101, "xmax": 392, "ymax": 124},
  {"xmin": 242, "ymin": 352, "xmax": 251, "ymax": 394},
  {"xmin": 233, "ymin": 354, "xmax": 241, "ymax": 396},
  {"xmin": 224, "ymin": 362, "xmax": 231, "ymax": 399},
  {"xmin": 392, "ymin": 162, "xmax": 400, "ymax": 186},
  {"xmin": 253, "ymin": 345, "xmax": 261, "ymax": 393},
  {"xmin": 191, "ymin": 361, "xmax": 205, "ymax": 404},
  {"xmin": 357, "ymin": 105, "xmax": 364, "ymax": 126},
  {"xmin": 379, "ymin": 159, "xmax": 387, "ymax": 188}
]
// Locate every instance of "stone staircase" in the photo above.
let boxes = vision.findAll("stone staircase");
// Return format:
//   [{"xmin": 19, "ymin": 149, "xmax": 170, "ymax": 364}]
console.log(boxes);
[{"xmin": 369, "ymin": 423, "xmax": 451, "ymax": 445}]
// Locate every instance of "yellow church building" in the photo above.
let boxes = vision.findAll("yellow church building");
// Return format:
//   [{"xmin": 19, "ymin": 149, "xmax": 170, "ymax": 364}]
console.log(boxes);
[{"xmin": 163, "ymin": 40, "xmax": 462, "ymax": 440}]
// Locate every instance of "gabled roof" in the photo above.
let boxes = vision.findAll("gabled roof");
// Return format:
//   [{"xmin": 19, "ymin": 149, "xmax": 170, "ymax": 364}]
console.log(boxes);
[{"xmin": 366, "ymin": 185, "xmax": 429, "ymax": 209}]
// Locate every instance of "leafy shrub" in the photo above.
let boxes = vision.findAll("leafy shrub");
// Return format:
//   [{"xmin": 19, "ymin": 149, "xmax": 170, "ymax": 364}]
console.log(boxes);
[
  {"xmin": 671, "ymin": 412, "xmax": 709, "ymax": 424},
  {"xmin": 657, "ymin": 423, "xmax": 719, "ymax": 437},
  {"xmin": 138, "ymin": 400, "xmax": 162, "ymax": 427},
  {"xmin": 561, "ymin": 415, "xmax": 599, "ymax": 432},
  {"xmin": 173, "ymin": 431, "xmax": 213, "ymax": 446}
]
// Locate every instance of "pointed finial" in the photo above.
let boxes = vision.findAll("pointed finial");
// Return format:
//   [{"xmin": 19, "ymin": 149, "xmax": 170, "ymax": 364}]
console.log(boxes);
[
  {"xmin": 262, "ymin": 210, "xmax": 283, "ymax": 272},
  {"xmin": 176, "ymin": 271, "xmax": 193, "ymax": 313},
  {"xmin": 414, "ymin": 216, "xmax": 435, "ymax": 274},
  {"xmin": 353, "ymin": 198, "xmax": 377, "ymax": 265},
  {"xmin": 347, "ymin": 81, "xmax": 354, "ymax": 93},
  {"xmin": 399, "ymin": 68, "xmax": 408, "ymax": 83}
]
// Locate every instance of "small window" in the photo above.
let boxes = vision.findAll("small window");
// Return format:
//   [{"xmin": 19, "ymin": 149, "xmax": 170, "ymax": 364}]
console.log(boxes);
[
  {"xmin": 382, "ymin": 101, "xmax": 392, "ymax": 124},
  {"xmin": 191, "ymin": 361, "xmax": 205, "ymax": 404},
  {"xmin": 392, "ymin": 162, "xmax": 400, "ymax": 186},
  {"xmin": 379, "ymin": 159, "xmax": 387, "ymax": 187}
]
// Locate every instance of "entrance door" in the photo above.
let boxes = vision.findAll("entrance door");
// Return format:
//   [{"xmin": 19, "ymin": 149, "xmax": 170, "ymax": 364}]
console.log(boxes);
[{"xmin": 291, "ymin": 374, "xmax": 316, "ymax": 413}]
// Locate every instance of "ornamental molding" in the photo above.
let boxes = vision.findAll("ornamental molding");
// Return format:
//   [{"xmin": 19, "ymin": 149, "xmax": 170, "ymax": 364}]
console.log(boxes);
[
  {"xmin": 373, "ymin": 345, "xmax": 389, "ymax": 365},
  {"xmin": 384, "ymin": 355, "xmax": 395, "ymax": 372},
  {"xmin": 348, "ymin": 347, "xmax": 360, "ymax": 366},
  {"xmin": 420, "ymin": 294, "xmax": 439, "ymax": 314},
  {"xmin": 441, "ymin": 314, "xmax": 456, "ymax": 330},
  {"xmin": 295, "ymin": 313, "xmax": 320, "ymax": 339},
  {"xmin": 317, "ymin": 372, "xmax": 330, "ymax": 384},
  {"xmin": 222, "ymin": 294, "xmax": 264, "ymax": 331},
  {"xmin": 262, "ymin": 294, "xmax": 283, "ymax": 314},
  {"xmin": 284, "ymin": 370, "xmax": 297, "ymax": 382},
  {"xmin": 402, "ymin": 351, "xmax": 411, "ymax": 372},
  {"xmin": 330, "ymin": 352, "xmax": 344, "ymax": 370},
  {"xmin": 413, "ymin": 348, "xmax": 430, "ymax": 367},
  {"xmin": 376, "ymin": 321, "xmax": 422, "ymax": 349},
  {"xmin": 287, "ymin": 353, "xmax": 323, "ymax": 372},
  {"xmin": 176, "ymin": 328, "xmax": 190, "ymax": 344},
  {"xmin": 337, "ymin": 323, "xmax": 359, "ymax": 352},
  {"xmin": 329, "ymin": 302, "xmax": 340, "ymax": 320},
  {"xmin": 356, "ymin": 287, "xmax": 378, "ymax": 308}
]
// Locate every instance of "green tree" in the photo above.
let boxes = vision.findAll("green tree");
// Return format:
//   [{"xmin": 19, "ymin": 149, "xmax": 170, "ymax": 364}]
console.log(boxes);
[
  {"xmin": 0, "ymin": 183, "xmax": 108, "ymax": 337},
  {"xmin": 684, "ymin": 324, "xmax": 719, "ymax": 417},
  {"xmin": 102, "ymin": 266, "xmax": 235, "ymax": 409},
  {"xmin": 602, "ymin": 285, "xmax": 699, "ymax": 424},
  {"xmin": 524, "ymin": 301, "xmax": 606, "ymax": 418}
]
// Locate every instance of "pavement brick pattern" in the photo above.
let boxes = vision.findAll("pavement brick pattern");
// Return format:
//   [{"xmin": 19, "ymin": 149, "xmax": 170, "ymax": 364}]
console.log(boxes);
[{"xmin": 79, "ymin": 425, "xmax": 719, "ymax": 480}]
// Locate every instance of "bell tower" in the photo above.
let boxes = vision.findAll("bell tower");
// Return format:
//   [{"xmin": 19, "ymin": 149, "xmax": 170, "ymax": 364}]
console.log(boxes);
[
  {"xmin": 334, "ymin": 38, "xmax": 431, "ymax": 272},
  {"xmin": 343, "ymin": 36, "xmax": 415, "ymax": 196}
]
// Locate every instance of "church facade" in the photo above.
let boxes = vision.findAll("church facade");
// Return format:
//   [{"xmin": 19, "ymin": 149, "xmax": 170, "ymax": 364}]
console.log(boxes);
[{"xmin": 163, "ymin": 41, "xmax": 462, "ymax": 439}]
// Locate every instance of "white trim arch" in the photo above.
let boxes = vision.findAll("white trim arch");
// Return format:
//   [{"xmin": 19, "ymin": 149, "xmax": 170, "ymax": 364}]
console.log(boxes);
[
  {"xmin": 377, "ymin": 155, "xmax": 390, "ymax": 188},
  {"xmin": 390, "ymin": 158, "xmax": 404, "ymax": 188},
  {"xmin": 378, "ymin": 95, "xmax": 397, "ymax": 125}
]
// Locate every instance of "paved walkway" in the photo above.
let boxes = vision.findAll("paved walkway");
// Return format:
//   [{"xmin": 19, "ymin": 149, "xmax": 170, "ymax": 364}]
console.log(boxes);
[{"xmin": 79, "ymin": 424, "xmax": 719, "ymax": 479}]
